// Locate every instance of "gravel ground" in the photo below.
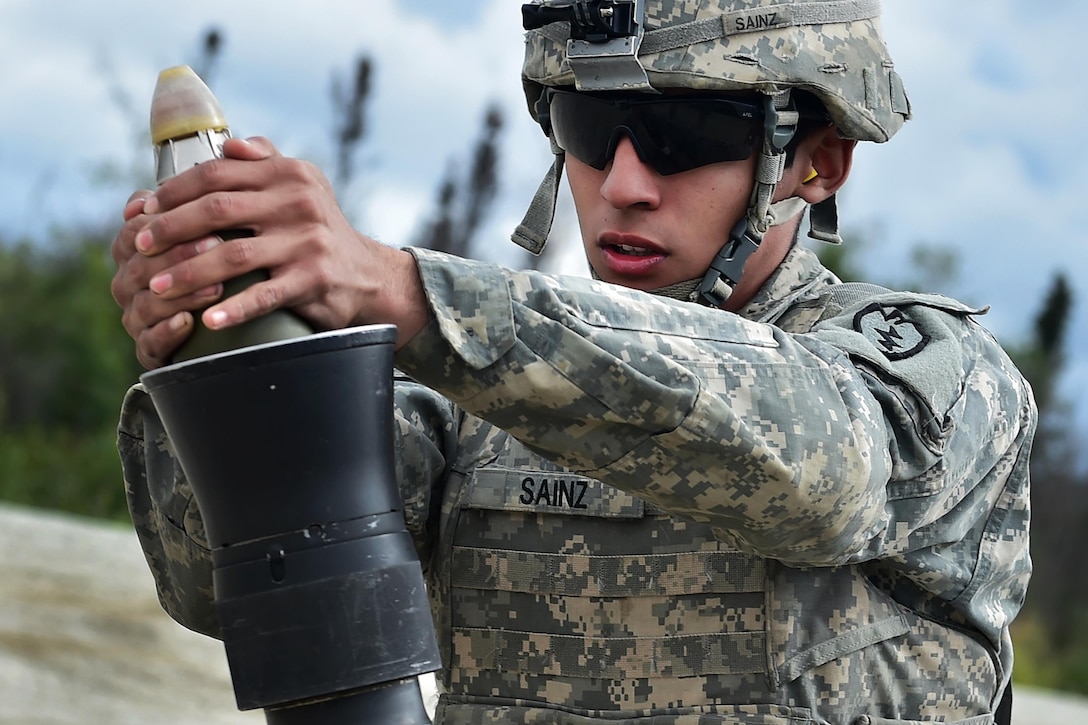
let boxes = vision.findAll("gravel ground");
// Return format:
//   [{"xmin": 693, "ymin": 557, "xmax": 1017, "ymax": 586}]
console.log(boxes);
[{"xmin": 0, "ymin": 503, "xmax": 1082, "ymax": 725}]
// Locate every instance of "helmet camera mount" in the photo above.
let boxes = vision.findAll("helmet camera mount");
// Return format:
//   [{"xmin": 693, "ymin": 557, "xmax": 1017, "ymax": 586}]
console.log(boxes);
[{"xmin": 522, "ymin": 0, "xmax": 653, "ymax": 91}]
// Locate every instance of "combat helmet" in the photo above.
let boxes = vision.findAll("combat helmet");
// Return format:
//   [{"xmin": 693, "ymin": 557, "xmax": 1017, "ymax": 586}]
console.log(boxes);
[{"xmin": 514, "ymin": 0, "xmax": 911, "ymax": 306}]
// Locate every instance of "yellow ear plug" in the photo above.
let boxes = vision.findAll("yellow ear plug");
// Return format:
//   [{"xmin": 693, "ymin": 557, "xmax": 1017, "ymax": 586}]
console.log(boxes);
[{"xmin": 803, "ymin": 168, "xmax": 819, "ymax": 183}]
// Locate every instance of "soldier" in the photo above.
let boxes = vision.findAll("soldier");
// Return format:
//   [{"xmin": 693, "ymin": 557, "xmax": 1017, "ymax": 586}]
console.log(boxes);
[{"xmin": 112, "ymin": 1, "xmax": 1035, "ymax": 723}]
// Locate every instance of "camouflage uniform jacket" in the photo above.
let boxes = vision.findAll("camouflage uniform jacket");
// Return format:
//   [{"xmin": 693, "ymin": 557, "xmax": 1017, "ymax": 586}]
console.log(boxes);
[{"xmin": 118, "ymin": 244, "xmax": 1035, "ymax": 725}]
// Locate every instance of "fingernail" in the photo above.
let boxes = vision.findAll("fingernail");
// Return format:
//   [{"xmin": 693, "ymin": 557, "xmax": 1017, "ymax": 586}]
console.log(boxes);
[
  {"xmin": 144, "ymin": 195, "xmax": 160, "ymax": 214},
  {"xmin": 195, "ymin": 283, "xmax": 222, "ymax": 299},
  {"xmin": 135, "ymin": 230, "xmax": 153, "ymax": 252},
  {"xmin": 206, "ymin": 309, "xmax": 229, "ymax": 329},
  {"xmin": 194, "ymin": 236, "xmax": 222, "ymax": 254},
  {"xmin": 168, "ymin": 312, "xmax": 188, "ymax": 331},
  {"xmin": 149, "ymin": 272, "xmax": 172, "ymax": 294}
]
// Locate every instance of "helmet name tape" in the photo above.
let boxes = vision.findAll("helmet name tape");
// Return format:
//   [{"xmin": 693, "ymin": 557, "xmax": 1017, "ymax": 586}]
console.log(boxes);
[{"xmin": 640, "ymin": 0, "xmax": 882, "ymax": 56}]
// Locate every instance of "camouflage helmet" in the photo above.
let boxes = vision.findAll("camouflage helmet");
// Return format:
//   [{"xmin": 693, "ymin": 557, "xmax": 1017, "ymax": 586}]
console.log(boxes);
[{"xmin": 521, "ymin": 0, "xmax": 910, "ymax": 142}]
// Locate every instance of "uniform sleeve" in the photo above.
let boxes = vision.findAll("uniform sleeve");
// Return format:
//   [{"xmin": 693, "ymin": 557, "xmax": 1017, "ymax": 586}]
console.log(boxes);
[
  {"xmin": 809, "ymin": 291, "xmax": 1035, "ymax": 649},
  {"xmin": 118, "ymin": 373, "xmax": 459, "ymax": 637},
  {"xmin": 395, "ymin": 249, "xmax": 1035, "ymax": 582},
  {"xmin": 391, "ymin": 370, "xmax": 461, "ymax": 569},
  {"xmin": 118, "ymin": 383, "xmax": 220, "ymax": 638}
]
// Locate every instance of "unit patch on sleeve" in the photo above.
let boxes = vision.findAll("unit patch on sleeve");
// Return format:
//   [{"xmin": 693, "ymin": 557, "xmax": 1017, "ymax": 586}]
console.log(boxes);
[{"xmin": 852, "ymin": 303, "xmax": 930, "ymax": 360}]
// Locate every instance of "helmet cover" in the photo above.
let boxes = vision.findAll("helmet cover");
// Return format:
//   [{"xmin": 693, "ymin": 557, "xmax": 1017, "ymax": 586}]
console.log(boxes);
[{"xmin": 522, "ymin": 0, "xmax": 911, "ymax": 142}]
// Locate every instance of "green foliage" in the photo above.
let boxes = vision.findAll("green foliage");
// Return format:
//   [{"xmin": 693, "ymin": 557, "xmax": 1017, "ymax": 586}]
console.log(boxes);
[
  {"xmin": 813, "ymin": 232, "xmax": 867, "ymax": 283},
  {"xmin": 1013, "ymin": 611, "xmax": 1088, "ymax": 694},
  {"xmin": 0, "ymin": 231, "xmax": 142, "ymax": 522},
  {"xmin": 0, "ymin": 426, "xmax": 129, "ymax": 521}
]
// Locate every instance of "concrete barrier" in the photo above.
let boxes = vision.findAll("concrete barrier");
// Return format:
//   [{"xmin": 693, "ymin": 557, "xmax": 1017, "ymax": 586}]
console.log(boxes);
[{"xmin": 0, "ymin": 503, "xmax": 1082, "ymax": 724}]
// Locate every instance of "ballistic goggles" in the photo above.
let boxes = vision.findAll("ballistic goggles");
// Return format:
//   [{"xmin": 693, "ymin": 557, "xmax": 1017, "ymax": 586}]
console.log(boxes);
[{"xmin": 546, "ymin": 89, "xmax": 765, "ymax": 176}]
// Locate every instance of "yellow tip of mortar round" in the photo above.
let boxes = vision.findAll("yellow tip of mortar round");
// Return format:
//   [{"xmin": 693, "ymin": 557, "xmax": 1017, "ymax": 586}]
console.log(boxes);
[{"xmin": 150, "ymin": 65, "xmax": 229, "ymax": 145}]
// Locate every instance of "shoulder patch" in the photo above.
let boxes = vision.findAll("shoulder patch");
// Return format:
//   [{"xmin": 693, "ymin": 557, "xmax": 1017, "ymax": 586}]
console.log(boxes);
[{"xmin": 852, "ymin": 303, "xmax": 930, "ymax": 360}]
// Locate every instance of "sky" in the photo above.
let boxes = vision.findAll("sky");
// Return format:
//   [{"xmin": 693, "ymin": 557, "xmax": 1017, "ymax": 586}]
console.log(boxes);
[{"xmin": 1, "ymin": 0, "xmax": 1086, "ymax": 444}]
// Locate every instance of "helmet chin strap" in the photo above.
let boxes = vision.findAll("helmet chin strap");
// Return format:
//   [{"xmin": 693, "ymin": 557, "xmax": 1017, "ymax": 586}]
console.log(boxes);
[
  {"xmin": 645, "ymin": 195, "xmax": 808, "ymax": 302},
  {"xmin": 694, "ymin": 91, "xmax": 797, "ymax": 308},
  {"xmin": 512, "ymin": 135, "xmax": 566, "ymax": 256}
]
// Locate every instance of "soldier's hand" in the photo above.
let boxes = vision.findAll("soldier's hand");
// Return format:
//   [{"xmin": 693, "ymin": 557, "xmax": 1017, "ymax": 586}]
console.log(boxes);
[
  {"xmin": 125, "ymin": 137, "xmax": 429, "ymax": 352},
  {"xmin": 111, "ymin": 190, "xmax": 225, "ymax": 369}
]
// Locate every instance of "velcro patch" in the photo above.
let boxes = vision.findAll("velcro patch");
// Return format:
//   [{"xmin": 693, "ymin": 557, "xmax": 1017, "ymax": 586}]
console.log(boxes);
[{"xmin": 852, "ymin": 303, "xmax": 930, "ymax": 360}]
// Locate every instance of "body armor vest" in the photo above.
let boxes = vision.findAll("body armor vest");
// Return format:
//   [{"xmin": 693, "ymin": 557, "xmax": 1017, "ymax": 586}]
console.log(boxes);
[
  {"xmin": 421, "ymin": 284, "xmax": 1002, "ymax": 725},
  {"xmin": 427, "ymin": 430, "xmax": 997, "ymax": 725}
]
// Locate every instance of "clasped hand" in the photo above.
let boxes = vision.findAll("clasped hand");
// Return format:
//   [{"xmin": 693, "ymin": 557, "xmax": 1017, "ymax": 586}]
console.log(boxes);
[{"xmin": 110, "ymin": 137, "xmax": 425, "ymax": 369}]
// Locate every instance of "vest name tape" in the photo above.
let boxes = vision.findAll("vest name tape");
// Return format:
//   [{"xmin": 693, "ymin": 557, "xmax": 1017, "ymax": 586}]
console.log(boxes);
[{"xmin": 465, "ymin": 467, "xmax": 645, "ymax": 518}]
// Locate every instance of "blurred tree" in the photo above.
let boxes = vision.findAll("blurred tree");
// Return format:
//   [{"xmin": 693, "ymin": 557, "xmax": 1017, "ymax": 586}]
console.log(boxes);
[
  {"xmin": 1018, "ymin": 274, "xmax": 1073, "ymax": 418},
  {"xmin": 0, "ymin": 230, "xmax": 143, "ymax": 520},
  {"xmin": 816, "ymin": 230, "xmax": 960, "ymax": 296},
  {"xmin": 901, "ymin": 245, "xmax": 959, "ymax": 294},
  {"xmin": 414, "ymin": 105, "xmax": 504, "ymax": 258},
  {"xmin": 192, "ymin": 28, "xmax": 224, "ymax": 86},
  {"xmin": 331, "ymin": 56, "xmax": 374, "ymax": 194},
  {"xmin": 1005, "ymin": 273, "xmax": 1088, "ymax": 694}
]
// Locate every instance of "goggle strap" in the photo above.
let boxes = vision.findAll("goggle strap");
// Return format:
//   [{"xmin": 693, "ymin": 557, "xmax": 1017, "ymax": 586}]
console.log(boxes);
[{"xmin": 512, "ymin": 149, "xmax": 566, "ymax": 255}]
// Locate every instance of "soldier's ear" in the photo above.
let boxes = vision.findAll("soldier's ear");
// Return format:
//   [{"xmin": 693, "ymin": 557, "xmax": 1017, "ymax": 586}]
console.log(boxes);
[{"xmin": 793, "ymin": 126, "xmax": 855, "ymax": 205}]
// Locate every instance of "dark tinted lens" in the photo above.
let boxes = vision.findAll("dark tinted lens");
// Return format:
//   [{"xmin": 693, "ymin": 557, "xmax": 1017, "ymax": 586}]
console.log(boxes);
[
  {"xmin": 550, "ymin": 92, "xmax": 621, "ymax": 170},
  {"xmin": 637, "ymin": 100, "xmax": 761, "ymax": 175},
  {"xmin": 548, "ymin": 91, "xmax": 762, "ymax": 175}
]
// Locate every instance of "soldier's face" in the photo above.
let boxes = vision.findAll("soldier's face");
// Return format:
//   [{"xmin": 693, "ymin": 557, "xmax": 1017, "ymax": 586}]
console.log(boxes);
[{"xmin": 567, "ymin": 133, "xmax": 757, "ymax": 292}]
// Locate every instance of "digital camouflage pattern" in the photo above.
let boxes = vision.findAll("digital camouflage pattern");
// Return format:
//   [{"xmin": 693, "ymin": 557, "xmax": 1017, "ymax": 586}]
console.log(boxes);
[
  {"xmin": 119, "ymin": 244, "xmax": 1034, "ymax": 724},
  {"xmin": 118, "ymin": 389, "xmax": 218, "ymax": 638},
  {"xmin": 392, "ymin": 244, "xmax": 1033, "ymax": 724},
  {"xmin": 522, "ymin": 0, "xmax": 911, "ymax": 142}
]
